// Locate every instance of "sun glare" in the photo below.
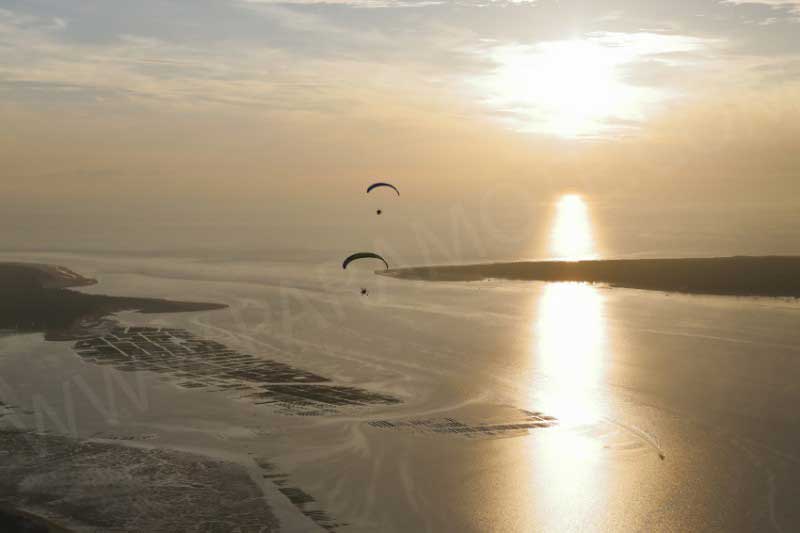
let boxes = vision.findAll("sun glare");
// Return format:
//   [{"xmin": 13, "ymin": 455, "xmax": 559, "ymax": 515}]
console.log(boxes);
[
  {"xmin": 492, "ymin": 40, "xmax": 631, "ymax": 137},
  {"xmin": 478, "ymin": 33, "xmax": 704, "ymax": 138},
  {"xmin": 551, "ymin": 194, "xmax": 596, "ymax": 261}
]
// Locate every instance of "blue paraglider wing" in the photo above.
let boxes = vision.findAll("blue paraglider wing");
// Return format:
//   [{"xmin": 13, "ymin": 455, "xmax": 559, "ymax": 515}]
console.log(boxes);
[
  {"xmin": 342, "ymin": 252, "xmax": 389, "ymax": 270},
  {"xmin": 366, "ymin": 182, "xmax": 400, "ymax": 196}
]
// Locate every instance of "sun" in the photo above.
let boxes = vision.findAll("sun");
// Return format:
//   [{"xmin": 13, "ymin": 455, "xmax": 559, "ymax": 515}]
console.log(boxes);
[
  {"xmin": 475, "ymin": 33, "xmax": 702, "ymax": 138},
  {"xmin": 483, "ymin": 39, "xmax": 640, "ymax": 137}
]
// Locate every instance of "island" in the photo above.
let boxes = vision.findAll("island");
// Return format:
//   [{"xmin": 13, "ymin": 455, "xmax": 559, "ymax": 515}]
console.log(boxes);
[{"xmin": 382, "ymin": 256, "xmax": 800, "ymax": 297}]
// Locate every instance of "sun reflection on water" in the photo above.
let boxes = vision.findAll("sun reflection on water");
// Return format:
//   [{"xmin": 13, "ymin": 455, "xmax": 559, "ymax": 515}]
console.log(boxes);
[
  {"xmin": 521, "ymin": 194, "xmax": 610, "ymax": 529},
  {"xmin": 535, "ymin": 282, "xmax": 608, "ymax": 425}
]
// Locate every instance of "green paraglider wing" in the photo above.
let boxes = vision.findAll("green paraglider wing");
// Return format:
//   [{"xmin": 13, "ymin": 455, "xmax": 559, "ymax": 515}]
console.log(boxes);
[
  {"xmin": 342, "ymin": 252, "xmax": 389, "ymax": 270},
  {"xmin": 366, "ymin": 182, "xmax": 400, "ymax": 196}
]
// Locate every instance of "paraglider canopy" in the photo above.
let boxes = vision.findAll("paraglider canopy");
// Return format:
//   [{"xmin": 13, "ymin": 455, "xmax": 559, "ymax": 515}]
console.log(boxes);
[
  {"xmin": 366, "ymin": 182, "xmax": 400, "ymax": 196},
  {"xmin": 342, "ymin": 252, "xmax": 389, "ymax": 271}
]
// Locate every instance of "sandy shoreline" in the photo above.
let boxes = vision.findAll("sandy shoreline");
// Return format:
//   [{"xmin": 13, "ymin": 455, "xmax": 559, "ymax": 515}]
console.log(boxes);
[{"xmin": 383, "ymin": 255, "xmax": 800, "ymax": 297}]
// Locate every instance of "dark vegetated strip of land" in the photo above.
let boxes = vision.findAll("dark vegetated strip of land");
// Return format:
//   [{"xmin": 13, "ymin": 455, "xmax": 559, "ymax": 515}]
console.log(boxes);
[
  {"xmin": 0, "ymin": 288, "xmax": 227, "ymax": 330},
  {"xmin": 384, "ymin": 256, "xmax": 800, "ymax": 297},
  {"xmin": 0, "ymin": 264, "xmax": 46, "ymax": 289},
  {"xmin": 0, "ymin": 263, "xmax": 96, "ymax": 289}
]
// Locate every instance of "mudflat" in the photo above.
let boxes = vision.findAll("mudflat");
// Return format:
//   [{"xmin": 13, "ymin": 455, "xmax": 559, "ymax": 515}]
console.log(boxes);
[{"xmin": 0, "ymin": 429, "xmax": 278, "ymax": 532}]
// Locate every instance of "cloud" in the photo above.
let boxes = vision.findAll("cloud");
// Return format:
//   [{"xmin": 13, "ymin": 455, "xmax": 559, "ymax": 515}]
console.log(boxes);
[
  {"xmin": 0, "ymin": 2, "xmax": 495, "ymax": 120},
  {"xmin": 0, "ymin": 8, "xmax": 366, "ymax": 112},
  {"xmin": 240, "ymin": 0, "xmax": 443, "ymax": 6},
  {"xmin": 751, "ymin": 58, "xmax": 800, "ymax": 83},
  {"xmin": 0, "ymin": 0, "xmax": 799, "ymax": 147},
  {"xmin": 723, "ymin": 0, "xmax": 800, "ymax": 15},
  {"xmin": 725, "ymin": 0, "xmax": 799, "ymax": 5},
  {"xmin": 470, "ymin": 32, "xmax": 724, "ymax": 137}
]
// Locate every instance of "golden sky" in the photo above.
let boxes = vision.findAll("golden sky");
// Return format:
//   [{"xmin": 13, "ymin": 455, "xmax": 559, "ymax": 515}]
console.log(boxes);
[{"xmin": 1, "ymin": 0, "xmax": 799, "ymax": 225}]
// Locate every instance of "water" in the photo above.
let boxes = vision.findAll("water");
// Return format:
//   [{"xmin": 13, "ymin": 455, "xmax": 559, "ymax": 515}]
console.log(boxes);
[{"xmin": 1, "ymin": 196, "xmax": 800, "ymax": 531}]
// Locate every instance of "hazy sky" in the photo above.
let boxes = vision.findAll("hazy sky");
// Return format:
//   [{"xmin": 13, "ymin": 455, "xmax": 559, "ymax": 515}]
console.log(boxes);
[{"xmin": 1, "ymin": 0, "xmax": 799, "ymax": 249}]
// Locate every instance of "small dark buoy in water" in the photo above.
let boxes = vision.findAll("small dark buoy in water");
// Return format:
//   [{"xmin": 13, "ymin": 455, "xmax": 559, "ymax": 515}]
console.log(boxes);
[
  {"xmin": 376, "ymin": 209, "xmax": 382, "ymax": 215},
  {"xmin": 360, "ymin": 288, "xmax": 369, "ymax": 296}
]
